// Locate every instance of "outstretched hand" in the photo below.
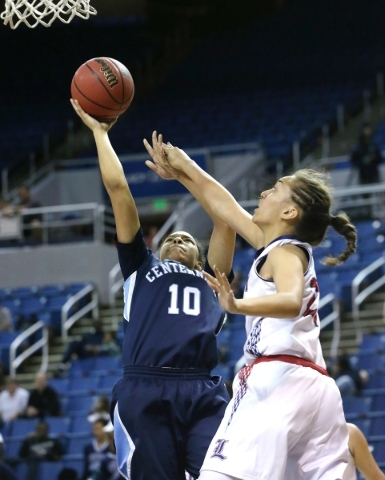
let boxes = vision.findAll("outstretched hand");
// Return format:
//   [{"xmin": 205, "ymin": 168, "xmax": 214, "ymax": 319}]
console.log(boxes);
[
  {"xmin": 70, "ymin": 99, "xmax": 117, "ymax": 133},
  {"xmin": 203, "ymin": 266, "xmax": 239, "ymax": 314},
  {"xmin": 143, "ymin": 131, "xmax": 180, "ymax": 180},
  {"xmin": 144, "ymin": 132, "xmax": 193, "ymax": 176}
]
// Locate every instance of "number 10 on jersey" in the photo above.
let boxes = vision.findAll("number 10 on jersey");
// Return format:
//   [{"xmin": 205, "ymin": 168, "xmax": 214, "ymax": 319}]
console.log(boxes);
[{"xmin": 168, "ymin": 284, "xmax": 201, "ymax": 316}]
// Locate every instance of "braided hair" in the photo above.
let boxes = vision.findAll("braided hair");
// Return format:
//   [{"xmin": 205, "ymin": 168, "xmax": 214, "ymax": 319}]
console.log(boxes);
[{"xmin": 289, "ymin": 169, "xmax": 357, "ymax": 266}]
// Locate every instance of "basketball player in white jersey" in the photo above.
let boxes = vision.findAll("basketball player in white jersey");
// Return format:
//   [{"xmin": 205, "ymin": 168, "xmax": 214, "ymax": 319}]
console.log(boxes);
[
  {"xmin": 144, "ymin": 133, "xmax": 358, "ymax": 480},
  {"xmin": 344, "ymin": 423, "xmax": 385, "ymax": 480}
]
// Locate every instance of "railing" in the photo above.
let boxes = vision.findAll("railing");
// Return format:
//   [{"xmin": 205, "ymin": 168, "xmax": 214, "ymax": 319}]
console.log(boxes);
[
  {"xmin": 319, "ymin": 293, "xmax": 341, "ymax": 362},
  {"xmin": 62, "ymin": 284, "xmax": 99, "ymax": 342},
  {"xmin": 351, "ymin": 255, "xmax": 385, "ymax": 345},
  {"xmin": 9, "ymin": 321, "xmax": 49, "ymax": 378},
  {"xmin": 18, "ymin": 203, "xmax": 104, "ymax": 245}
]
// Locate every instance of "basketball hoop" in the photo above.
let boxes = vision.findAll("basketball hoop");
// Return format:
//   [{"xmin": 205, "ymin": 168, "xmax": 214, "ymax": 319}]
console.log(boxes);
[{"xmin": 1, "ymin": 0, "xmax": 97, "ymax": 29}]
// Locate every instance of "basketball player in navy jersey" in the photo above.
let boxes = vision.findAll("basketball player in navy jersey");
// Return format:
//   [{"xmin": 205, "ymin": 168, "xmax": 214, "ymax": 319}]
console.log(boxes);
[{"xmin": 70, "ymin": 100, "xmax": 235, "ymax": 480}]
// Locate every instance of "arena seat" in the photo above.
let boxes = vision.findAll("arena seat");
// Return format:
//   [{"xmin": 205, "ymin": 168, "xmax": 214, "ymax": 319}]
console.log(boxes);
[{"xmin": 343, "ymin": 396, "xmax": 372, "ymax": 416}]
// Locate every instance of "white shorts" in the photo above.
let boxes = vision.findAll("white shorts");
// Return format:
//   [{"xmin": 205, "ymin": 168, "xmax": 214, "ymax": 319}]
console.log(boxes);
[{"xmin": 201, "ymin": 361, "xmax": 349, "ymax": 480}]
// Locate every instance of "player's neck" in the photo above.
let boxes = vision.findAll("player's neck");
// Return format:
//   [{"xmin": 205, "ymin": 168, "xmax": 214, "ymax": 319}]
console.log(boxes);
[{"xmin": 261, "ymin": 225, "xmax": 296, "ymax": 247}]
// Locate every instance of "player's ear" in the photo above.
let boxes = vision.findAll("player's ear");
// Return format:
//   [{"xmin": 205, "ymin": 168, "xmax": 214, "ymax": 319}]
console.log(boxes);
[
  {"xmin": 195, "ymin": 261, "xmax": 203, "ymax": 271},
  {"xmin": 281, "ymin": 202, "xmax": 299, "ymax": 221}
]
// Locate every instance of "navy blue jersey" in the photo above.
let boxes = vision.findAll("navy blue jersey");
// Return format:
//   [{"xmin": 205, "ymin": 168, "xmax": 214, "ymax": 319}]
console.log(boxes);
[
  {"xmin": 116, "ymin": 229, "xmax": 227, "ymax": 371},
  {"xmin": 83, "ymin": 441, "xmax": 110, "ymax": 479}
]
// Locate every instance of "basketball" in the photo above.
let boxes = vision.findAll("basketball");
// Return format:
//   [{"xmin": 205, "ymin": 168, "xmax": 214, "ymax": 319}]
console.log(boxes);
[{"xmin": 71, "ymin": 57, "xmax": 135, "ymax": 123}]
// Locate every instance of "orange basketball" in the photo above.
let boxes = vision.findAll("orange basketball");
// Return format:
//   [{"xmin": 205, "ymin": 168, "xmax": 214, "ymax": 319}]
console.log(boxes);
[{"xmin": 71, "ymin": 57, "xmax": 135, "ymax": 123}]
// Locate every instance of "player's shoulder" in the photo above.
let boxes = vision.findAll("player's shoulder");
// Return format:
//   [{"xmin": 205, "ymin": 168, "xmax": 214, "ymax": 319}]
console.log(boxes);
[{"xmin": 268, "ymin": 243, "xmax": 309, "ymax": 270}]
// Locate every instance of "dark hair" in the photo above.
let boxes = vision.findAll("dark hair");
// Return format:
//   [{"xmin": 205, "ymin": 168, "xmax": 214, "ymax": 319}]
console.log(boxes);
[
  {"xmin": 195, "ymin": 238, "xmax": 205, "ymax": 265},
  {"xmin": 160, "ymin": 233, "xmax": 206, "ymax": 266},
  {"xmin": 94, "ymin": 418, "xmax": 108, "ymax": 427},
  {"xmin": 289, "ymin": 169, "xmax": 357, "ymax": 266},
  {"xmin": 58, "ymin": 468, "xmax": 79, "ymax": 480}
]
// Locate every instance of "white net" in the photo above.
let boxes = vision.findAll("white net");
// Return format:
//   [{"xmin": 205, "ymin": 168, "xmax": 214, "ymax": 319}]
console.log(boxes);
[{"xmin": 1, "ymin": 0, "xmax": 97, "ymax": 28}]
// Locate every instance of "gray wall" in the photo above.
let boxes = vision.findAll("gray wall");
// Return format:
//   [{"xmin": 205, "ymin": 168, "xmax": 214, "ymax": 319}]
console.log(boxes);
[
  {"xmin": 0, "ymin": 242, "xmax": 118, "ymax": 304},
  {"xmin": 33, "ymin": 170, "xmax": 103, "ymax": 207}
]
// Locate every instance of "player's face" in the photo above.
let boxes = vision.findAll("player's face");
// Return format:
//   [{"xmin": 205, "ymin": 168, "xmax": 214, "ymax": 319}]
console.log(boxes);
[
  {"xmin": 252, "ymin": 177, "xmax": 295, "ymax": 225},
  {"xmin": 159, "ymin": 231, "xmax": 201, "ymax": 270}
]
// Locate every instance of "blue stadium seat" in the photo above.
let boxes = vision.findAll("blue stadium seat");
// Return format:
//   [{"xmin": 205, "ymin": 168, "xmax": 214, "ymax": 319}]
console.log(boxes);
[
  {"xmin": 38, "ymin": 284, "xmax": 67, "ymax": 297},
  {"xmin": 38, "ymin": 461, "xmax": 64, "ymax": 480},
  {"xmin": 65, "ymin": 395, "xmax": 95, "ymax": 414},
  {"xmin": 69, "ymin": 358, "xmax": 96, "ymax": 376},
  {"xmin": 370, "ymin": 391, "xmax": 385, "ymax": 412},
  {"xmin": 47, "ymin": 295, "xmax": 72, "ymax": 310},
  {"xmin": 350, "ymin": 353, "xmax": 385, "ymax": 371},
  {"xmin": 13, "ymin": 286, "xmax": 39, "ymax": 298},
  {"xmin": 4, "ymin": 436, "xmax": 24, "ymax": 459},
  {"xmin": 365, "ymin": 372, "xmax": 385, "ymax": 390},
  {"xmin": 69, "ymin": 412, "xmax": 92, "ymax": 434},
  {"xmin": 343, "ymin": 396, "xmax": 372, "ymax": 416},
  {"xmin": 369, "ymin": 438, "xmax": 385, "ymax": 464},
  {"xmin": 93, "ymin": 356, "xmax": 120, "ymax": 372},
  {"xmin": 11, "ymin": 418, "xmax": 37, "ymax": 437},
  {"xmin": 66, "ymin": 434, "xmax": 90, "ymax": 456},
  {"xmin": 99, "ymin": 375, "xmax": 121, "ymax": 390},
  {"xmin": 48, "ymin": 378, "xmax": 69, "ymax": 395},
  {"xmin": 15, "ymin": 462, "xmax": 29, "ymax": 479},
  {"xmin": 69, "ymin": 376, "xmax": 100, "ymax": 393},
  {"xmin": 369, "ymin": 414, "xmax": 385, "ymax": 436},
  {"xmin": 359, "ymin": 333, "xmax": 385, "ymax": 353},
  {"xmin": 45, "ymin": 416, "xmax": 71, "ymax": 435}
]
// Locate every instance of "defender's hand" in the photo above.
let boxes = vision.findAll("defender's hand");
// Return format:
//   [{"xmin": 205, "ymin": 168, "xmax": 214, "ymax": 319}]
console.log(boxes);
[{"xmin": 203, "ymin": 266, "xmax": 239, "ymax": 314}]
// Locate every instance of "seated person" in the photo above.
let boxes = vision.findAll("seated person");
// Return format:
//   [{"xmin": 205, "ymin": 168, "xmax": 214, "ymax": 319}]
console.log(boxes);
[
  {"xmin": 55, "ymin": 319, "xmax": 105, "ymax": 376},
  {"xmin": 19, "ymin": 420, "xmax": 63, "ymax": 480},
  {"xmin": 26, "ymin": 372, "xmax": 61, "ymax": 418}
]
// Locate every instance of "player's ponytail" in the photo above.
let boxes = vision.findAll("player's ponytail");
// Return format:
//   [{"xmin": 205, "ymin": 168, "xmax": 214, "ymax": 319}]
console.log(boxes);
[
  {"xmin": 289, "ymin": 169, "xmax": 357, "ymax": 266},
  {"xmin": 323, "ymin": 214, "xmax": 357, "ymax": 266}
]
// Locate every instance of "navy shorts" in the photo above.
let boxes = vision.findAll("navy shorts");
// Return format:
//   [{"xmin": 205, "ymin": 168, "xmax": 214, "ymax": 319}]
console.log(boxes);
[{"xmin": 111, "ymin": 366, "xmax": 229, "ymax": 480}]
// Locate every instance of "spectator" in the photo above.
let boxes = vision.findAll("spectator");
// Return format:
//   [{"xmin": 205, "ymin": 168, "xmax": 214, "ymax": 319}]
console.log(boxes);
[
  {"xmin": 330, "ymin": 355, "xmax": 368, "ymax": 397},
  {"xmin": 0, "ymin": 301, "xmax": 13, "ymax": 332},
  {"xmin": 87, "ymin": 394, "xmax": 110, "ymax": 424},
  {"xmin": 351, "ymin": 123, "xmax": 383, "ymax": 185},
  {"xmin": 0, "ymin": 433, "xmax": 21, "ymax": 480},
  {"xmin": 98, "ymin": 422, "xmax": 124, "ymax": 480},
  {"xmin": 0, "ymin": 378, "xmax": 29, "ymax": 426},
  {"xmin": 55, "ymin": 319, "xmax": 105, "ymax": 377},
  {"xmin": 92, "ymin": 331, "xmax": 120, "ymax": 357},
  {"xmin": 83, "ymin": 418, "xmax": 110, "ymax": 480},
  {"xmin": 26, "ymin": 372, "xmax": 61, "ymax": 418},
  {"xmin": 13, "ymin": 185, "xmax": 42, "ymax": 241},
  {"xmin": 19, "ymin": 420, "xmax": 63, "ymax": 480}
]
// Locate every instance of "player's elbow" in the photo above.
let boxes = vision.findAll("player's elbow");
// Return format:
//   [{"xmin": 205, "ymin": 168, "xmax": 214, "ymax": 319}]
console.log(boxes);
[
  {"xmin": 105, "ymin": 180, "xmax": 129, "ymax": 194},
  {"xmin": 284, "ymin": 295, "xmax": 303, "ymax": 317}
]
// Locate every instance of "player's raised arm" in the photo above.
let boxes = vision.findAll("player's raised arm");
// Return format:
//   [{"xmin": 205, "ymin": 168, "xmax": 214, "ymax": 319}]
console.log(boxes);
[
  {"xmin": 71, "ymin": 99, "xmax": 140, "ymax": 243},
  {"xmin": 205, "ymin": 245, "xmax": 306, "ymax": 318},
  {"xmin": 144, "ymin": 133, "xmax": 263, "ymax": 250}
]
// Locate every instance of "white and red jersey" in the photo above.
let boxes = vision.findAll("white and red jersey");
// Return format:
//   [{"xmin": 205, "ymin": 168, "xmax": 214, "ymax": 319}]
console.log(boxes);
[{"xmin": 243, "ymin": 235, "xmax": 326, "ymax": 368}]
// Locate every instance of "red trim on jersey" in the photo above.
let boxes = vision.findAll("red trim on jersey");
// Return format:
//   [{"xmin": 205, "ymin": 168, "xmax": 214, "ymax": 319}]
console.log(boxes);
[{"xmin": 252, "ymin": 354, "xmax": 329, "ymax": 376}]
